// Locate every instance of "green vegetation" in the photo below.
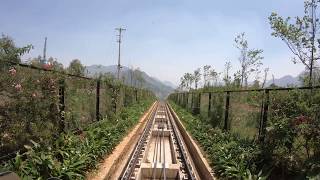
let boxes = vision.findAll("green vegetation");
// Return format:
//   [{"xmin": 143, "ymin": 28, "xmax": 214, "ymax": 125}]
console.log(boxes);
[
  {"xmin": 64, "ymin": 78, "xmax": 97, "ymax": 130},
  {"xmin": 228, "ymin": 92, "xmax": 262, "ymax": 139},
  {"xmin": 170, "ymin": 98, "xmax": 320, "ymax": 179},
  {"xmin": 0, "ymin": 99, "xmax": 153, "ymax": 179},
  {"xmin": 0, "ymin": 34, "xmax": 32, "ymax": 63},
  {"xmin": 176, "ymin": 1, "xmax": 320, "ymax": 93},
  {"xmin": 170, "ymin": 102, "xmax": 267, "ymax": 179},
  {"xmin": 269, "ymin": 0, "xmax": 320, "ymax": 88},
  {"xmin": 178, "ymin": 32, "xmax": 265, "ymax": 92},
  {"xmin": 0, "ymin": 58, "xmax": 153, "ymax": 156},
  {"xmin": 171, "ymin": 2, "xmax": 320, "ymax": 178},
  {"xmin": 0, "ymin": 58, "xmax": 62, "ymax": 156},
  {"xmin": 0, "ymin": 34, "xmax": 156, "ymax": 179}
]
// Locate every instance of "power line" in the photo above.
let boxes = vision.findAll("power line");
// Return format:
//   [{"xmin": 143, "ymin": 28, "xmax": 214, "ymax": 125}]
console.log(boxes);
[
  {"xmin": 41, "ymin": 37, "xmax": 47, "ymax": 64},
  {"xmin": 115, "ymin": 27, "xmax": 126, "ymax": 80}
]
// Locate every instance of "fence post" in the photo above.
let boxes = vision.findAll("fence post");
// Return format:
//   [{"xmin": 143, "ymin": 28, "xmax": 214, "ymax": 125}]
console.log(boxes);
[
  {"xmin": 208, "ymin": 92, "xmax": 212, "ymax": 118},
  {"xmin": 96, "ymin": 78, "xmax": 101, "ymax": 121},
  {"xmin": 258, "ymin": 91, "xmax": 265, "ymax": 137},
  {"xmin": 58, "ymin": 79, "xmax": 65, "ymax": 133},
  {"xmin": 259, "ymin": 89, "xmax": 270, "ymax": 142},
  {"xmin": 184, "ymin": 93, "xmax": 187, "ymax": 108},
  {"xmin": 224, "ymin": 91, "xmax": 230, "ymax": 131},
  {"xmin": 197, "ymin": 92, "xmax": 201, "ymax": 115},
  {"xmin": 112, "ymin": 86, "xmax": 117, "ymax": 114},
  {"xmin": 135, "ymin": 89, "xmax": 138, "ymax": 102},
  {"xmin": 191, "ymin": 92, "xmax": 194, "ymax": 112},
  {"xmin": 176, "ymin": 93, "xmax": 179, "ymax": 104}
]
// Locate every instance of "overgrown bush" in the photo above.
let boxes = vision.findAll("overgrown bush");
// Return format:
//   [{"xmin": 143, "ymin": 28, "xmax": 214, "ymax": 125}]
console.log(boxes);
[
  {"xmin": 0, "ymin": 99, "xmax": 153, "ymax": 179},
  {"xmin": 170, "ymin": 99, "xmax": 320, "ymax": 179},
  {"xmin": 170, "ymin": 102, "xmax": 268, "ymax": 179},
  {"xmin": 265, "ymin": 89, "xmax": 320, "ymax": 178},
  {"xmin": 0, "ymin": 62, "xmax": 61, "ymax": 155},
  {"xmin": 0, "ymin": 60, "xmax": 154, "ymax": 157}
]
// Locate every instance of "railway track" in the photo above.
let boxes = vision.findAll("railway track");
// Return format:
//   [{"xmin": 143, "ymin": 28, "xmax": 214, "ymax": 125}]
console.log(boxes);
[{"xmin": 119, "ymin": 101, "xmax": 212, "ymax": 180}]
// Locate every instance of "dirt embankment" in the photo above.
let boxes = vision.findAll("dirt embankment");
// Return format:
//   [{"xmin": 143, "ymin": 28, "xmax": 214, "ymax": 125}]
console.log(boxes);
[{"xmin": 86, "ymin": 102, "xmax": 157, "ymax": 180}]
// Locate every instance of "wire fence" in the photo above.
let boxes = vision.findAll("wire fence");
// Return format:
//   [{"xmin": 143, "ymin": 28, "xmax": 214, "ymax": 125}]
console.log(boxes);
[
  {"xmin": 169, "ymin": 86, "xmax": 320, "ymax": 141},
  {"xmin": 169, "ymin": 87, "xmax": 320, "ymax": 179},
  {"xmin": 0, "ymin": 60, "xmax": 154, "ymax": 161}
]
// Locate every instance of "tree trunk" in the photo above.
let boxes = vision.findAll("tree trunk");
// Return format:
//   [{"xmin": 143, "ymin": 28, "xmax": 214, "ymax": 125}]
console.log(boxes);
[
  {"xmin": 240, "ymin": 68, "xmax": 245, "ymax": 88},
  {"xmin": 310, "ymin": 0, "xmax": 315, "ymax": 88}
]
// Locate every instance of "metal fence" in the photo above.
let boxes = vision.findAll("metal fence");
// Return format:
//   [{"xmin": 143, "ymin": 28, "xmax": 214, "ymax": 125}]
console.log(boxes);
[
  {"xmin": 0, "ymin": 60, "xmax": 154, "ymax": 161},
  {"xmin": 169, "ymin": 86, "xmax": 320, "ymax": 141}
]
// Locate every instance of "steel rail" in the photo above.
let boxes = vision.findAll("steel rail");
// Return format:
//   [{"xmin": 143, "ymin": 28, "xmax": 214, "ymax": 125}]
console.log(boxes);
[
  {"xmin": 161, "ymin": 109, "xmax": 167, "ymax": 180},
  {"xmin": 158, "ymin": 108, "xmax": 167, "ymax": 180},
  {"xmin": 151, "ymin": 106, "xmax": 164, "ymax": 180},
  {"xmin": 120, "ymin": 102, "xmax": 197, "ymax": 179},
  {"xmin": 151, "ymin": 118, "xmax": 161, "ymax": 180},
  {"xmin": 165, "ymin": 103, "xmax": 196, "ymax": 180},
  {"xmin": 119, "ymin": 103, "xmax": 158, "ymax": 180}
]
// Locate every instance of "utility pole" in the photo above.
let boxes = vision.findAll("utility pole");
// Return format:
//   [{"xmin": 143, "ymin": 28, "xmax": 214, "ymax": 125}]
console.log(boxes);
[
  {"xmin": 115, "ymin": 27, "xmax": 126, "ymax": 80},
  {"xmin": 41, "ymin": 37, "xmax": 47, "ymax": 65}
]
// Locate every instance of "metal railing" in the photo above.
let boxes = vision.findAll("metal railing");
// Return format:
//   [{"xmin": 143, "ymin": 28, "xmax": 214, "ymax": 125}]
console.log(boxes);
[
  {"xmin": 0, "ymin": 60, "xmax": 154, "ymax": 162},
  {"xmin": 169, "ymin": 86, "xmax": 320, "ymax": 141}
]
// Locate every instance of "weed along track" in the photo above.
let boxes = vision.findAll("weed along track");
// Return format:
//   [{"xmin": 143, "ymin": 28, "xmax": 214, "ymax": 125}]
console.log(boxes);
[{"xmin": 119, "ymin": 101, "xmax": 213, "ymax": 180}]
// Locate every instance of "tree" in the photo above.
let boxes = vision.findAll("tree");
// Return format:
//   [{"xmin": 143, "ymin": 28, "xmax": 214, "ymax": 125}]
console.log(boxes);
[
  {"xmin": 47, "ymin": 57, "xmax": 64, "ymax": 71},
  {"xmin": 253, "ymin": 68, "xmax": 261, "ymax": 87},
  {"xmin": 0, "ymin": 34, "xmax": 32, "ymax": 62},
  {"xmin": 234, "ymin": 33, "xmax": 263, "ymax": 88},
  {"xmin": 261, "ymin": 67, "xmax": 269, "ymax": 88},
  {"xmin": 314, "ymin": 65, "xmax": 320, "ymax": 85},
  {"xmin": 67, "ymin": 59, "xmax": 85, "ymax": 76},
  {"xmin": 269, "ymin": 0, "xmax": 320, "ymax": 87},
  {"xmin": 129, "ymin": 66, "xmax": 135, "ymax": 86},
  {"xmin": 180, "ymin": 73, "xmax": 194, "ymax": 90},
  {"xmin": 101, "ymin": 72, "xmax": 116, "ymax": 83},
  {"xmin": 178, "ymin": 76, "xmax": 187, "ymax": 91},
  {"xmin": 209, "ymin": 69, "xmax": 219, "ymax": 87},
  {"xmin": 203, "ymin": 65, "xmax": 211, "ymax": 88},
  {"xmin": 179, "ymin": 75, "xmax": 186, "ymax": 90},
  {"xmin": 233, "ymin": 71, "xmax": 242, "ymax": 88},
  {"xmin": 193, "ymin": 68, "xmax": 201, "ymax": 89},
  {"xmin": 223, "ymin": 61, "xmax": 232, "ymax": 87},
  {"xmin": 252, "ymin": 79, "xmax": 260, "ymax": 88},
  {"xmin": 299, "ymin": 65, "xmax": 320, "ymax": 86}
]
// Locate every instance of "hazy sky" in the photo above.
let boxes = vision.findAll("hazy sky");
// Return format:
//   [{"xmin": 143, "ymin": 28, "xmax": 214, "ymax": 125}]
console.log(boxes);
[{"xmin": 1, "ymin": 0, "xmax": 306, "ymax": 85}]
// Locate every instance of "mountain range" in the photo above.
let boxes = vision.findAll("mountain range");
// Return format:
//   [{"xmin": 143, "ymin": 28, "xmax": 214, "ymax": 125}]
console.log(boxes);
[
  {"xmin": 265, "ymin": 75, "xmax": 301, "ymax": 87},
  {"xmin": 85, "ymin": 64, "xmax": 305, "ymax": 99},
  {"xmin": 85, "ymin": 65, "xmax": 175, "ymax": 99}
]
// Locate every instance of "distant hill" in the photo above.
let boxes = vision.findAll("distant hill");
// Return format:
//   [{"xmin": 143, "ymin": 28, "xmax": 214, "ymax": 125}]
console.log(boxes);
[
  {"xmin": 85, "ymin": 65, "xmax": 130, "ymax": 76},
  {"xmin": 266, "ymin": 75, "xmax": 301, "ymax": 87},
  {"xmin": 85, "ymin": 65, "xmax": 174, "ymax": 99},
  {"xmin": 163, "ymin": 81, "xmax": 177, "ymax": 89}
]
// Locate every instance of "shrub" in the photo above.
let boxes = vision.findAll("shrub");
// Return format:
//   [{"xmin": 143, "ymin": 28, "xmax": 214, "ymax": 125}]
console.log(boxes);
[{"xmin": 1, "ymin": 100, "xmax": 153, "ymax": 180}]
